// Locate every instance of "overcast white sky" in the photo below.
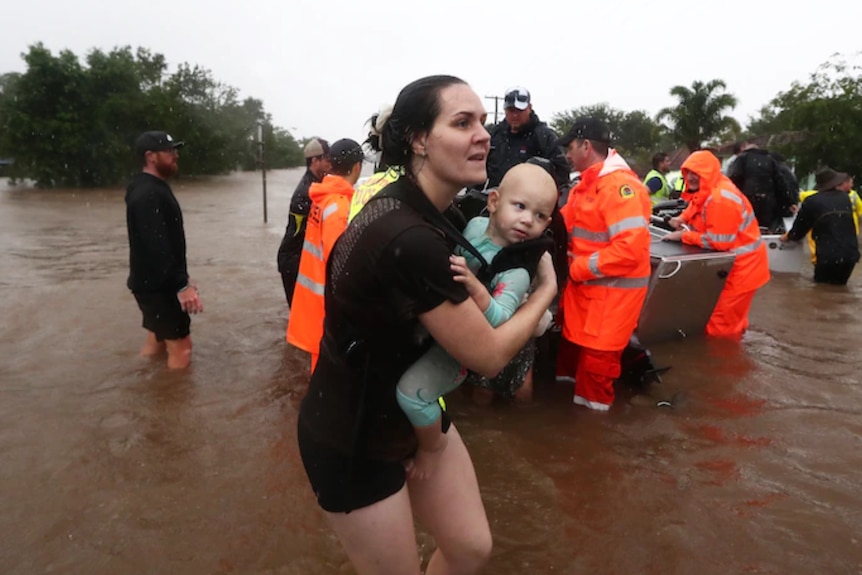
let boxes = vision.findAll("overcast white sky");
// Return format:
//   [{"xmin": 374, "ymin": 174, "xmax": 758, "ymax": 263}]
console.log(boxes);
[{"xmin": 3, "ymin": 0, "xmax": 860, "ymax": 145}]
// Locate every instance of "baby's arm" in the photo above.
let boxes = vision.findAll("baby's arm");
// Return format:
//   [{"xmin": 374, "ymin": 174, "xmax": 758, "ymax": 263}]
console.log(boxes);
[{"xmin": 481, "ymin": 267, "xmax": 532, "ymax": 327}]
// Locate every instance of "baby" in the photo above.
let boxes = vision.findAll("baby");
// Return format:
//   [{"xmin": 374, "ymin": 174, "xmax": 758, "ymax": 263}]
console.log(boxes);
[{"xmin": 396, "ymin": 163, "xmax": 558, "ymax": 428}]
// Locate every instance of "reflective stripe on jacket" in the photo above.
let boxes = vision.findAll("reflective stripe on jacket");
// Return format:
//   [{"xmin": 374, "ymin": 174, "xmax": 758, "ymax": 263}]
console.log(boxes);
[
  {"xmin": 286, "ymin": 175, "xmax": 355, "ymax": 353},
  {"xmin": 560, "ymin": 150, "xmax": 652, "ymax": 351},
  {"xmin": 679, "ymin": 151, "xmax": 770, "ymax": 294}
]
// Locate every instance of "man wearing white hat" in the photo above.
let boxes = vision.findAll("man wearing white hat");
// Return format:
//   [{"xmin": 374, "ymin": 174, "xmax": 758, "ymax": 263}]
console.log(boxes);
[{"xmin": 485, "ymin": 86, "xmax": 570, "ymax": 191}]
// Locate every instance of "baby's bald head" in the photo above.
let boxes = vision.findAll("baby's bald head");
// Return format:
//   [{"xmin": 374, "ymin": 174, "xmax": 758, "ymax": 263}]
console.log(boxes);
[
  {"xmin": 485, "ymin": 163, "xmax": 559, "ymax": 245},
  {"xmin": 496, "ymin": 163, "xmax": 558, "ymax": 214}
]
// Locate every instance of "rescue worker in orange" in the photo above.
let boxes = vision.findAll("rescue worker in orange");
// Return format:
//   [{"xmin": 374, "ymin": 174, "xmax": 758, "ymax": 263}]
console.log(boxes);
[
  {"xmin": 664, "ymin": 150, "xmax": 770, "ymax": 337},
  {"xmin": 555, "ymin": 118, "xmax": 652, "ymax": 412},
  {"xmin": 286, "ymin": 139, "xmax": 365, "ymax": 370}
]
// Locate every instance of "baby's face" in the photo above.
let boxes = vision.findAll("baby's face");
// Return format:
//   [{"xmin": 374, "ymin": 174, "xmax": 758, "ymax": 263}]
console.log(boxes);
[{"xmin": 487, "ymin": 183, "xmax": 557, "ymax": 244}]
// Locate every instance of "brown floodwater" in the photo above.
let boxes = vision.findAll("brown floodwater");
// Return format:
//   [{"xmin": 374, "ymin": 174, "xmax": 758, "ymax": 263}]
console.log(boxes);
[{"xmin": 1, "ymin": 170, "xmax": 860, "ymax": 575}]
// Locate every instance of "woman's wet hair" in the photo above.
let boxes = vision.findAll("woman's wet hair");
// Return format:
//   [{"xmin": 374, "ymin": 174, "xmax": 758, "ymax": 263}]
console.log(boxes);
[{"xmin": 379, "ymin": 75, "xmax": 466, "ymax": 174}]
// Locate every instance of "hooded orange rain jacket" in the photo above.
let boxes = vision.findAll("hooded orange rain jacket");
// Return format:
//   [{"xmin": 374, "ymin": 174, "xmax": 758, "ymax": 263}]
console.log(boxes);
[
  {"xmin": 678, "ymin": 151, "xmax": 770, "ymax": 336},
  {"xmin": 286, "ymin": 175, "xmax": 355, "ymax": 368},
  {"xmin": 560, "ymin": 150, "xmax": 653, "ymax": 351}
]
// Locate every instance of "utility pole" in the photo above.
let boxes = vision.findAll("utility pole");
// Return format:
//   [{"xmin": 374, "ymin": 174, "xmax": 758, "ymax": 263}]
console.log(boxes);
[
  {"xmin": 485, "ymin": 95, "xmax": 504, "ymax": 125},
  {"xmin": 257, "ymin": 122, "xmax": 267, "ymax": 223}
]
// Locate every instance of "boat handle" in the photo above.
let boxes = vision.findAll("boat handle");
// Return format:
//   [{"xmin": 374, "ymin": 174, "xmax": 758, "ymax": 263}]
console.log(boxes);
[{"xmin": 658, "ymin": 260, "xmax": 682, "ymax": 279}]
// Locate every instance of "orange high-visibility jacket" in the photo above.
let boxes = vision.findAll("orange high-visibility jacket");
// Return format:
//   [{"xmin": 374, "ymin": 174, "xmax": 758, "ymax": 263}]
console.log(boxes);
[
  {"xmin": 286, "ymin": 175, "xmax": 355, "ymax": 353},
  {"xmin": 678, "ymin": 151, "xmax": 770, "ymax": 295},
  {"xmin": 560, "ymin": 151, "xmax": 652, "ymax": 351}
]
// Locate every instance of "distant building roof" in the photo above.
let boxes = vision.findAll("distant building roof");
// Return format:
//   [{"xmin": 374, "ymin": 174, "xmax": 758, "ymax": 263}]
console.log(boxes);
[
  {"xmin": 668, "ymin": 147, "xmax": 690, "ymax": 170},
  {"xmin": 714, "ymin": 131, "xmax": 808, "ymax": 157}
]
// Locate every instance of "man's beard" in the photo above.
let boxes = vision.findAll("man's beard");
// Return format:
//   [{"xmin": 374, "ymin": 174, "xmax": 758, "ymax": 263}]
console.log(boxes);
[{"xmin": 157, "ymin": 161, "xmax": 178, "ymax": 179}]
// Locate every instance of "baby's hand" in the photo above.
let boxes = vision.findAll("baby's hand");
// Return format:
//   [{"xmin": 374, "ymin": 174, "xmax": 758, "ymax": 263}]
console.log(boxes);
[
  {"xmin": 450, "ymin": 255, "xmax": 488, "ymax": 309},
  {"xmin": 450, "ymin": 255, "xmax": 481, "ymax": 292}
]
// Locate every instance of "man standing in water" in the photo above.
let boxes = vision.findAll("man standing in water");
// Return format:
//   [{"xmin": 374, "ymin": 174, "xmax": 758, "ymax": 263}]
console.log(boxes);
[
  {"xmin": 126, "ymin": 131, "xmax": 203, "ymax": 369},
  {"xmin": 277, "ymin": 138, "xmax": 331, "ymax": 306},
  {"xmin": 555, "ymin": 118, "xmax": 652, "ymax": 412}
]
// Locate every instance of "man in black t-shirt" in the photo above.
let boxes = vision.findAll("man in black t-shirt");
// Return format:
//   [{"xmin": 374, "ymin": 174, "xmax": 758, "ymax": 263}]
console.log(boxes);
[{"xmin": 126, "ymin": 131, "xmax": 203, "ymax": 369}]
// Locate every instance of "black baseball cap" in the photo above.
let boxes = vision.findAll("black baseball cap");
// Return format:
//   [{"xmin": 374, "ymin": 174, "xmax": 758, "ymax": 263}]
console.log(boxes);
[
  {"xmin": 135, "ymin": 131, "xmax": 184, "ymax": 157},
  {"xmin": 328, "ymin": 138, "xmax": 365, "ymax": 171},
  {"xmin": 556, "ymin": 117, "xmax": 611, "ymax": 148}
]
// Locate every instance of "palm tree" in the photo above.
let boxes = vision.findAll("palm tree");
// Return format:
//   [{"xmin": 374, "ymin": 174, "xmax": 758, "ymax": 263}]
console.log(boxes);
[{"xmin": 657, "ymin": 80, "xmax": 740, "ymax": 152}]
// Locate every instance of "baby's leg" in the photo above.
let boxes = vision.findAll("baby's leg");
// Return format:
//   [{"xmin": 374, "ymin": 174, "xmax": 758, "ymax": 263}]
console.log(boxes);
[{"xmin": 397, "ymin": 344, "xmax": 466, "ymax": 427}]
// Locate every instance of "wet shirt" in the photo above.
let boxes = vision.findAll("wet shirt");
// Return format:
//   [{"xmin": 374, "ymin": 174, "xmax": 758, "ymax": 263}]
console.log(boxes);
[
  {"xmin": 728, "ymin": 149, "xmax": 794, "ymax": 213},
  {"xmin": 125, "ymin": 172, "xmax": 188, "ymax": 293},
  {"xmin": 298, "ymin": 177, "xmax": 469, "ymax": 461},
  {"xmin": 487, "ymin": 113, "xmax": 570, "ymax": 189},
  {"xmin": 277, "ymin": 169, "xmax": 322, "ymax": 274},
  {"xmin": 787, "ymin": 190, "xmax": 860, "ymax": 265}
]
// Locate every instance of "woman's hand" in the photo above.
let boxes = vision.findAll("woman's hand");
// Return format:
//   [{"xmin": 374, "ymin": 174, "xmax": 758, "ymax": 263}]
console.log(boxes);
[
  {"xmin": 404, "ymin": 435, "xmax": 448, "ymax": 481},
  {"xmin": 533, "ymin": 252, "xmax": 557, "ymax": 298}
]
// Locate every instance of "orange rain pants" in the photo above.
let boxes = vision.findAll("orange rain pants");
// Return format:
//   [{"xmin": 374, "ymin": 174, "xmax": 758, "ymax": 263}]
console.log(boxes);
[{"xmin": 556, "ymin": 337, "xmax": 622, "ymax": 412}]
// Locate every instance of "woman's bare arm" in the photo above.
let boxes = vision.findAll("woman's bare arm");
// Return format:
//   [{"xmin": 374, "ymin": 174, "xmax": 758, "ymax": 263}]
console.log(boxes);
[{"xmin": 419, "ymin": 253, "xmax": 556, "ymax": 378}]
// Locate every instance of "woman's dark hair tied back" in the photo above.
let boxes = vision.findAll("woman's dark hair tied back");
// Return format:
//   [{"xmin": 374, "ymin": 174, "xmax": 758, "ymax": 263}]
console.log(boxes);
[{"xmin": 379, "ymin": 75, "xmax": 466, "ymax": 171}]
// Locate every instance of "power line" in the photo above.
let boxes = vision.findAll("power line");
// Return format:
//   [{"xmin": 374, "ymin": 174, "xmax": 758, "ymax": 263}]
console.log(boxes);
[{"xmin": 485, "ymin": 95, "xmax": 504, "ymax": 125}]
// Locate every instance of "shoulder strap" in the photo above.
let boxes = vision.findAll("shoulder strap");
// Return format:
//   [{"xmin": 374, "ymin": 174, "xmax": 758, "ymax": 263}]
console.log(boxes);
[
  {"xmin": 372, "ymin": 180, "xmax": 490, "ymax": 276},
  {"xmin": 484, "ymin": 234, "xmax": 554, "ymax": 284}
]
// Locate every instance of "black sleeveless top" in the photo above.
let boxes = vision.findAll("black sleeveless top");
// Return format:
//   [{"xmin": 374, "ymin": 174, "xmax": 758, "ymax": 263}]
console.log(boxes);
[{"xmin": 298, "ymin": 177, "xmax": 469, "ymax": 461}]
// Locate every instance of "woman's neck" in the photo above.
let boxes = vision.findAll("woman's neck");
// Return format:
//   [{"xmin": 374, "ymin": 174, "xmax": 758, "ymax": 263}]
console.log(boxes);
[{"xmin": 412, "ymin": 163, "xmax": 460, "ymax": 211}]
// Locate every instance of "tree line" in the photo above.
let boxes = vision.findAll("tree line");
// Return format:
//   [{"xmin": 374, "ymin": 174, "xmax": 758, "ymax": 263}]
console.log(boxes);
[
  {"xmin": 548, "ymin": 54, "xmax": 862, "ymax": 180},
  {"xmin": 1, "ymin": 45, "xmax": 860, "ymax": 187},
  {"xmin": 0, "ymin": 43, "xmax": 305, "ymax": 187}
]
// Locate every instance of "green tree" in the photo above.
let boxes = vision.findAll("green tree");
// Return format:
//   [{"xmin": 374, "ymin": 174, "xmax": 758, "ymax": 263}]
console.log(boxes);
[
  {"xmin": 657, "ymin": 80, "xmax": 740, "ymax": 152},
  {"xmin": 0, "ymin": 72, "xmax": 22, "ymax": 172},
  {"xmin": 260, "ymin": 125, "xmax": 304, "ymax": 170},
  {"xmin": 2, "ymin": 43, "xmax": 90, "ymax": 187},
  {"xmin": 550, "ymin": 103, "xmax": 664, "ymax": 172},
  {"xmin": 0, "ymin": 43, "xmax": 304, "ymax": 187},
  {"xmin": 748, "ymin": 54, "xmax": 862, "ymax": 179},
  {"xmin": 81, "ymin": 47, "xmax": 164, "ymax": 185}
]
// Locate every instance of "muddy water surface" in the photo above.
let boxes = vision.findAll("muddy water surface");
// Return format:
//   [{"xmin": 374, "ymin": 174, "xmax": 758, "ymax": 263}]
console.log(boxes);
[{"xmin": 1, "ymin": 170, "xmax": 860, "ymax": 574}]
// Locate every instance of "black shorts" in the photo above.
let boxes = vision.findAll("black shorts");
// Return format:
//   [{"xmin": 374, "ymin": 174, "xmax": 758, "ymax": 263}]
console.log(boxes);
[
  {"xmin": 133, "ymin": 291, "xmax": 191, "ymax": 341},
  {"xmin": 297, "ymin": 413, "xmax": 451, "ymax": 513}
]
